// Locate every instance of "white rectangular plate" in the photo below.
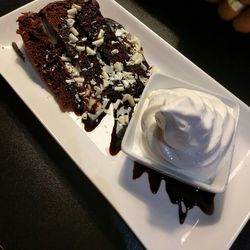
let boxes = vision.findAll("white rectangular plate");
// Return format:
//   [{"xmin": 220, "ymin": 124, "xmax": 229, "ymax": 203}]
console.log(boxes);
[{"xmin": 1, "ymin": 0, "xmax": 250, "ymax": 249}]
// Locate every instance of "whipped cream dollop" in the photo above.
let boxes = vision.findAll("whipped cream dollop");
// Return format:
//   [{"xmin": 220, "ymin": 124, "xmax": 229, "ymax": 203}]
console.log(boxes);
[{"xmin": 141, "ymin": 88, "xmax": 235, "ymax": 172}]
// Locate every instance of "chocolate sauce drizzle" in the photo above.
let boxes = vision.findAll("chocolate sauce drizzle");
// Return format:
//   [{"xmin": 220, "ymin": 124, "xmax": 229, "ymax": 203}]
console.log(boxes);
[
  {"xmin": 12, "ymin": 42, "xmax": 25, "ymax": 62},
  {"xmin": 83, "ymin": 112, "xmax": 107, "ymax": 132},
  {"xmin": 133, "ymin": 162, "xmax": 215, "ymax": 224}
]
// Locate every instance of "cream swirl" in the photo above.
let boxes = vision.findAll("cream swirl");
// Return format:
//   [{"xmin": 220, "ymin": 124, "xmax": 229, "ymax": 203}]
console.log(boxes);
[{"xmin": 141, "ymin": 88, "xmax": 235, "ymax": 170}]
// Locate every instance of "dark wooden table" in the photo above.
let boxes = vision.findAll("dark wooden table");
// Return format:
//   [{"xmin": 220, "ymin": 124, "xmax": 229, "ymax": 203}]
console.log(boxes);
[{"xmin": 1, "ymin": 0, "xmax": 250, "ymax": 249}]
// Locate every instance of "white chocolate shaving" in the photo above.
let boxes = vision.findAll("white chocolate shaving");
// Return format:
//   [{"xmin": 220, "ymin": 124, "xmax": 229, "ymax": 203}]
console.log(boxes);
[
  {"xmin": 94, "ymin": 86, "xmax": 102, "ymax": 96},
  {"xmin": 67, "ymin": 14, "xmax": 75, "ymax": 19},
  {"xmin": 74, "ymin": 77, "xmax": 85, "ymax": 83},
  {"xmin": 86, "ymin": 46, "xmax": 96, "ymax": 56},
  {"xmin": 72, "ymin": 3, "xmax": 82, "ymax": 11},
  {"xmin": 67, "ymin": 8, "xmax": 77, "ymax": 16},
  {"xmin": 97, "ymin": 29, "xmax": 105, "ymax": 39},
  {"xmin": 82, "ymin": 112, "xmax": 88, "ymax": 120},
  {"xmin": 61, "ymin": 54, "xmax": 71, "ymax": 61},
  {"xmin": 76, "ymin": 46, "xmax": 86, "ymax": 52},
  {"xmin": 102, "ymin": 71, "xmax": 109, "ymax": 79},
  {"xmin": 114, "ymin": 62, "xmax": 123, "ymax": 72},
  {"xmin": 114, "ymin": 86, "xmax": 124, "ymax": 92},
  {"xmin": 102, "ymin": 65, "xmax": 113, "ymax": 74},
  {"xmin": 92, "ymin": 38, "xmax": 104, "ymax": 47},
  {"xmin": 117, "ymin": 114, "xmax": 129, "ymax": 125},
  {"xmin": 103, "ymin": 79, "xmax": 110, "ymax": 88},
  {"xmin": 90, "ymin": 79, "xmax": 96, "ymax": 85},
  {"xmin": 122, "ymin": 94, "xmax": 135, "ymax": 106},
  {"xmin": 70, "ymin": 27, "xmax": 79, "ymax": 36},
  {"xmin": 66, "ymin": 18, "xmax": 75, "ymax": 27},
  {"xmin": 228, "ymin": 0, "xmax": 245, "ymax": 12},
  {"xmin": 111, "ymin": 49, "xmax": 119, "ymax": 55},
  {"xmin": 69, "ymin": 33, "xmax": 79, "ymax": 43},
  {"xmin": 65, "ymin": 79, "xmax": 75, "ymax": 84}
]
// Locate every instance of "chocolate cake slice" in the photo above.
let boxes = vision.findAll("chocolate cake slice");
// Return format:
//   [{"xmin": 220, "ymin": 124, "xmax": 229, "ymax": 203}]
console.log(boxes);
[
  {"xmin": 17, "ymin": 11, "xmax": 94, "ymax": 114},
  {"xmin": 17, "ymin": 12, "xmax": 74, "ymax": 111},
  {"xmin": 17, "ymin": 0, "xmax": 152, "ymax": 155}
]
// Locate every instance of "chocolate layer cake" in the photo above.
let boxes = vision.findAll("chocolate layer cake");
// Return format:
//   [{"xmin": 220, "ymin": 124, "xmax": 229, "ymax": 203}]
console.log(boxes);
[{"xmin": 17, "ymin": 0, "xmax": 151, "ymax": 154}]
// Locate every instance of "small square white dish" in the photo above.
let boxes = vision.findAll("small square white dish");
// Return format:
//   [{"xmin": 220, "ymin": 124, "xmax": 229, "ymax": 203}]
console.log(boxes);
[{"xmin": 122, "ymin": 73, "xmax": 240, "ymax": 193}]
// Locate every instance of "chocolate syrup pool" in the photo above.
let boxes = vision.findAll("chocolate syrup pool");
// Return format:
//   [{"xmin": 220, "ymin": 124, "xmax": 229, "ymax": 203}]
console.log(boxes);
[{"xmin": 133, "ymin": 162, "xmax": 215, "ymax": 224}]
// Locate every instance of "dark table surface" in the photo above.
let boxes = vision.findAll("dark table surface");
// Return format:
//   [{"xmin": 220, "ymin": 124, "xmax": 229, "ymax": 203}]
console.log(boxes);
[{"xmin": 1, "ymin": 0, "xmax": 250, "ymax": 249}]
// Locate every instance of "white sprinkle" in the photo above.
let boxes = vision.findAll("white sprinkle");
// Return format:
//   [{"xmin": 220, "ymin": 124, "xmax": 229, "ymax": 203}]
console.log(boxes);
[
  {"xmin": 69, "ymin": 33, "xmax": 78, "ymax": 43},
  {"xmin": 114, "ymin": 86, "xmax": 124, "ymax": 92},
  {"xmin": 94, "ymin": 86, "xmax": 102, "ymax": 96},
  {"xmin": 123, "ymin": 71, "xmax": 134, "ymax": 79},
  {"xmin": 102, "ymin": 71, "xmax": 109, "ymax": 79},
  {"xmin": 81, "ymin": 37, "xmax": 87, "ymax": 41},
  {"xmin": 70, "ymin": 27, "xmax": 79, "ymax": 36},
  {"xmin": 92, "ymin": 38, "xmax": 104, "ymax": 47},
  {"xmin": 67, "ymin": 14, "xmax": 75, "ymax": 19},
  {"xmin": 122, "ymin": 94, "xmax": 135, "ymax": 106},
  {"xmin": 68, "ymin": 42, "xmax": 76, "ymax": 47},
  {"xmin": 132, "ymin": 52, "xmax": 143, "ymax": 65},
  {"xmin": 76, "ymin": 46, "xmax": 85, "ymax": 52},
  {"xmin": 111, "ymin": 41, "xmax": 119, "ymax": 44},
  {"xmin": 64, "ymin": 62, "xmax": 80, "ymax": 76},
  {"xmin": 67, "ymin": 8, "xmax": 77, "ymax": 16},
  {"xmin": 115, "ymin": 29, "xmax": 123, "ymax": 37},
  {"xmin": 86, "ymin": 46, "xmax": 96, "ymax": 56},
  {"xmin": 111, "ymin": 49, "xmax": 119, "ymax": 55},
  {"xmin": 72, "ymin": 3, "xmax": 82, "ymax": 11},
  {"xmin": 114, "ymin": 62, "xmax": 123, "ymax": 72},
  {"xmin": 90, "ymin": 79, "xmax": 97, "ymax": 85},
  {"xmin": 66, "ymin": 18, "xmax": 75, "ymax": 27},
  {"xmin": 117, "ymin": 114, "xmax": 129, "ymax": 125},
  {"xmin": 82, "ymin": 111, "xmax": 88, "ymax": 120},
  {"xmin": 129, "ymin": 35, "xmax": 141, "ymax": 50},
  {"xmin": 128, "ymin": 79, "xmax": 136, "ymax": 85},
  {"xmin": 103, "ymin": 79, "xmax": 110, "ymax": 88},
  {"xmin": 61, "ymin": 54, "xmax": 71, "ymax": 61},
  {"xmin": 65, "ymin": 79, "xmax": 75, "ymax": 84},
  {"xmin": 102, "ymin": 65, "xmax": 113, "ymax": 74},
  {"xmin": 113, "ymin": 72, "xmax": 123, "ymax": 81},
  {"xmin": 122, "ymin": 79, "xmax": 130, "ymax": 89},
  {"xmin": 74, "ymin": 77, "xmax": 85, "ymax": 83},
  {"xmin": 97, "ymin": 29, "xmax": 105, "ymax": 39},
  {"xmin": 74, "ymin": 54, "xmax": 79, "ymax": 59}
]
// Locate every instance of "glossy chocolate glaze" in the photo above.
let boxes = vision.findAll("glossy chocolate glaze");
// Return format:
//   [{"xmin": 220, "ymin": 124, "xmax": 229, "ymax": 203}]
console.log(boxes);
[
  {"xmin": 133, "ymin": 162, "xmax": 215, "ymax": 224},
  {"xmin": 12, "ymin": 42, "xmax": 25, "ymax": 62}
]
